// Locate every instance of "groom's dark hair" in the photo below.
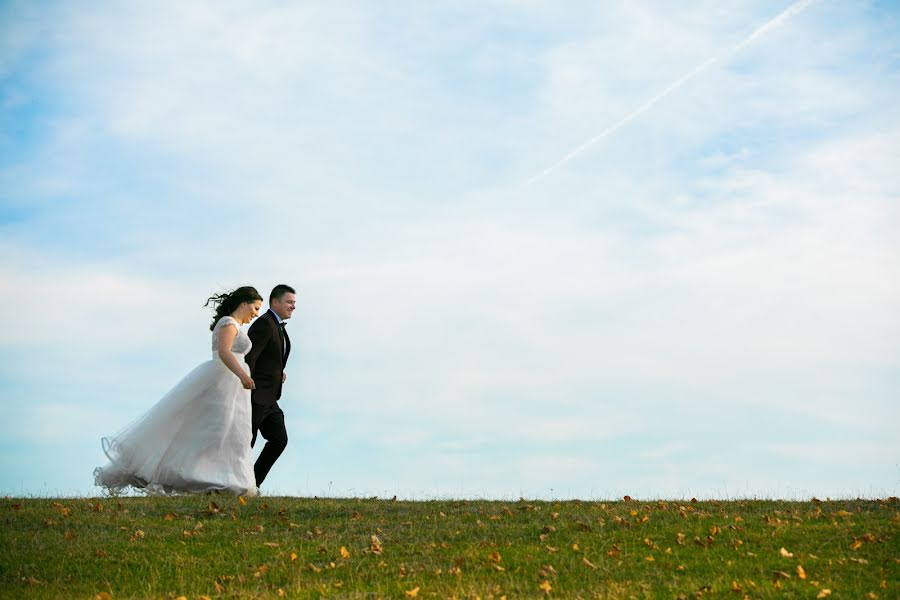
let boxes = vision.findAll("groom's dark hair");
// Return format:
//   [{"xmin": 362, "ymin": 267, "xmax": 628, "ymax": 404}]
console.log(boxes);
[{"xmin": 270, "ymin": 284, "xmax": 296, "ymax": 303}]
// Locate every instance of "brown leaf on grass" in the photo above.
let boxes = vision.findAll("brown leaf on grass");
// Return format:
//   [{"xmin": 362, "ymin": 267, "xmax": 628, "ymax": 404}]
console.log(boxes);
[
  {"xmin": 163, "ymin": 512, "xmax": 175, "ymax": 521},
  {"xmin": 582, "ymin": 557, "xmax": 598, "ymax": 569},
  {"xmin": 340, "ymin": 546, "xmax": 351, "ymax": 559},
  {"xmin": 263, "ymin": 542, "xmax": 279, "ymax": 548},
  {"xmin": 622, "ymin": 495, "xmax": 632, "ymax": 502},
  {"xmin": 130, "ymin": 530, "xmax": 145, "ymax": 542},
  {"xmin": 488, "ymin": 551, "xmax": 502, "ymax": 562},
  {"xmin": 571, "ymin": 543, "xmax": 580, "ymax": 551},
  {"xmin": 545, "ymin": 546, "xmax": 558, "ymax": 554},
  {"xmin": 238, "ymin": 496, "xmax": 247, "ymax": 506},
  {"xmin": 371, "ymin": 535, "xmax": 384, "ymax": 554},
  {"xmin": 816, "ymin": 590, "xmax": 832, "ymax": 599},
  {"xmin": 797, "ymin": 565, "xmax": 807, "ymax": 579},
  {"xmin": 94, "ymin": 593, "xmax": 112, "ymax": 600},
  {"xmin": 731, "ymin": 580, "xmax": 742, "ymax": 592},
  {"xmin": 290, "ymin": 552, "xmax": 298, "ymax": 561},
  {"xmin": 207, "ymin": 501, "xmax": 220, "ymax": 515},
  {"xmin": 253, "ymin": 564, "xmax": 269, "ymax": 578},
  {"xmin": 539, "ymin": 580, "xmax": 553, "ymax": 594},
  {"xmin": 607, "ymin": 545, "xmax": 621, "ymax": 557},
  {"xmin": 542, "ymin": 525, "xmax": 557, "ymax": 534},
  {"xmin": 213, "ymin": 580, "xmax": 224, "ymax": 593},
  {"xmin": 576, "ymin": 522, "xmax": 593, "ymax": 532},
  {"xmin": 405, "ymin": 587, "xmax": 419, "ymax": 597},
  {"xmin": 64, "ymin": 531, "xmax": 78, "ymax": 541},
  {"xmin": 538, "ymin": 565, "xmax": 557, "ymax": 578},
  {"xmin": 772, "ymin": 570, "xmax": 791, "ymax": 581},
  {"xmin": 851, "ymin": 539, "xmax": 863, "ymax": 550},
  {"xmin": 779, "ymin": 547, "xmax": 793, "ymax": 558},
  {"xmin": 676, "ymin": 532, "xmax": 686, "ymax": 545},
  {"xmin": 307, "ymin": 563, "xmax": 321, "ymax": 573}
]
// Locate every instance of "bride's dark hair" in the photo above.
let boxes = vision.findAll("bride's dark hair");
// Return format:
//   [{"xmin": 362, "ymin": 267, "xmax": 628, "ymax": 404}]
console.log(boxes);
[{"xmin": 205, "ymin": 286, "xmax": 263, "ymax": 330}]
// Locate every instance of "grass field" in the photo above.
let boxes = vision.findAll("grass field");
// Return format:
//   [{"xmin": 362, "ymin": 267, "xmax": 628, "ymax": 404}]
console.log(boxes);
[{"xmin": 2, "ymin": 495, "xmax": 897, "ymax": 598}]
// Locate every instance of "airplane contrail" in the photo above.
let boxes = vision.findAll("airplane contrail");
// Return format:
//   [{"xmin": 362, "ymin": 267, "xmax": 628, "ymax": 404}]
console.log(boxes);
[{"xmin": 520, "ymin": 0, "xmax": 823, "ymax": 188}]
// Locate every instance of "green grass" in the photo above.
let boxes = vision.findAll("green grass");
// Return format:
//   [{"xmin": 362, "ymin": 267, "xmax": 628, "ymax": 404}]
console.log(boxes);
[{"xmin": 2, "ymin": 496, "xmax": 897, "ymax": 598}]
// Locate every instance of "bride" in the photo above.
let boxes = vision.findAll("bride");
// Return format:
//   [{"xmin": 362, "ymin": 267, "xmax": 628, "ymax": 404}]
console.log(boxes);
[{"xmin": 94, "ymin": 286, "xmax": 263, "ymax": 496}]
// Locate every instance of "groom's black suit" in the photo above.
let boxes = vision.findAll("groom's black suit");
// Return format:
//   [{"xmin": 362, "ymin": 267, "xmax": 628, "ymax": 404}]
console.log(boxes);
[{"xmin": 245, "ymin": 309, "xmax": 292, "ymax": 487}]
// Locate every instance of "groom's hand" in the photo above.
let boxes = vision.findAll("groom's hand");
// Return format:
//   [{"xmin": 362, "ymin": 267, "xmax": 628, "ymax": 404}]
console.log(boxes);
[{"xmin": 282, "ymin": 372, "xmax": 287, "ymax": 383}]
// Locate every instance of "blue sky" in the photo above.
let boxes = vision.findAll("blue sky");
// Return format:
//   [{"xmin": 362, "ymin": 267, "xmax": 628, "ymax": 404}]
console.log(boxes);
[{"xmin": 1, "ymin": 0, "xmax": 898, "ymax": 499}]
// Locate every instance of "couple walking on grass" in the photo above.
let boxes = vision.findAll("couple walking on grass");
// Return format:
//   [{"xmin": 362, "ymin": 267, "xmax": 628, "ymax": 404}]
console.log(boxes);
[{"xmin": 94, "ymin": 285, "xmax": 297, "ymax": 497}]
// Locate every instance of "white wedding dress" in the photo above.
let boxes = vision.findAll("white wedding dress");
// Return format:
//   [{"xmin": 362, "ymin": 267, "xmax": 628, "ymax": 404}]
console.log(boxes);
[{"xmin": 94, "ymin": 316, "xmax": 258, "ymax": 496}]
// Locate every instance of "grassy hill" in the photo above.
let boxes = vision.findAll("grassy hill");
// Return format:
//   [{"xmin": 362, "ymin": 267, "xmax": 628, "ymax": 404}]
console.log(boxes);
[{"xmin": 2, "ymin": 496, "xmax": 897, "ymax": 598}]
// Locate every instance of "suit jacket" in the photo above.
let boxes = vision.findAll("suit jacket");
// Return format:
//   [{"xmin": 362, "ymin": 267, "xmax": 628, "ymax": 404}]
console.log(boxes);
[{"xmin": 245, "ymin": 310, "xmax": 291, "ymax": 406}]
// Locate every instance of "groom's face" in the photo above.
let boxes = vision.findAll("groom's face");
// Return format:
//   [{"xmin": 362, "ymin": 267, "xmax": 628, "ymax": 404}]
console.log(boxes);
[{"xmin": 271, "ymin": 292, "xmax": 296, "ymax": 321}]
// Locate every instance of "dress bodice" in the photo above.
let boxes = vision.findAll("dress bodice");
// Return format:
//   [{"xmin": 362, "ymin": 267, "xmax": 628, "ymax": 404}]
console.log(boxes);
[{"xmin": 212, "ymin": 316, "xmax": 252, "ymax": 356}]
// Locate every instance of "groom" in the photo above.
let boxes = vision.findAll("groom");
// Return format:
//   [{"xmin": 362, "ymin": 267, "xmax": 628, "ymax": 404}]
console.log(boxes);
[{"xmin": 245, "ymin": 284, "xmax": 296, "ymax": 488}]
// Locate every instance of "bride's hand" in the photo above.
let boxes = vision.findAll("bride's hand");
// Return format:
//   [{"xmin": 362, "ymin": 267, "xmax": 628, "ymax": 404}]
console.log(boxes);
[{"xmin": 241, "ymin": 375, "xmax": 256, "ymax": 390}]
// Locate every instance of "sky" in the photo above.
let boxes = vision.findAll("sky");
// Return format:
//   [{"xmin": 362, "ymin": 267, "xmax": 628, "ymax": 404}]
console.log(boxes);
[{"xmin": 1, "ymin": 0, "xmax": 898, "ymax": 500}]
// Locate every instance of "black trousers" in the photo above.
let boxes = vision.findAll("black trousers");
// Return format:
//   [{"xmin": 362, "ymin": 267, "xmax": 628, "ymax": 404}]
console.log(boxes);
[{"xmin": 251, "ymin": 402, "xmax": 288, "ymax": 487}]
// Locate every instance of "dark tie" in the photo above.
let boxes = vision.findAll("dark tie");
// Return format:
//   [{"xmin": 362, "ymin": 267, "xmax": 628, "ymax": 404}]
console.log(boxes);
[{"xmin": 279, "ymin": 322, "xmax": 287, "ymax": 352}]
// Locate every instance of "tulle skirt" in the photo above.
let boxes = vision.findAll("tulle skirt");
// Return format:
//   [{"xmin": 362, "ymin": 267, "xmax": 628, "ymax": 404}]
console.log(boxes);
[{"xmin": 94, "ymin": 353, "xmax": 257, "ymax": 496}]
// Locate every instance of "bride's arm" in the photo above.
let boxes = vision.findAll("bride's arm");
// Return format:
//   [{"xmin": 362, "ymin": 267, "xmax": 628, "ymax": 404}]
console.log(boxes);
[{"xmin": 217, "ymin": 323, "xmax": 255, "ymax": 389}]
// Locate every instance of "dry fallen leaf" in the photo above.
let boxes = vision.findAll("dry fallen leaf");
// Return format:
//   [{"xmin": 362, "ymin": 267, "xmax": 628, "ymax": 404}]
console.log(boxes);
[
  {"xmin": 851, "ymin": 539, "xmax": 863, "ymax": 550},
  {"xmin": 95, "ymin": 593, "xmax": 112, "ymax": 600},
  {"xmin": 340, "ymin": 546, "xmax": 351, "ymax": 559},
  {"xmin": 488, "ymin": 551, "xmax": 502, "ymax": 562},
  {"xmin": 539, "ymin": 580, "xmax": 553, "ymax": 594},
  {"xmin": 371, "ymin": 535, "xmax": 384, "ymax": 554},
  {"xmin": 779, "ymin": 547, "xmax": 793, "ymax": 558},
  {"xmin": 797, "ymin": 565, "xmax": 807, "ymax": 580},
  {"xmin": 405, "ymin": 587, "xmax": 420, "ymax": 598},
  {"xmin": 817, "ymin": 590, "xmax": 832, "ymax": 599},
  {"xmin": 582, "ymin": 557, "xmax": 598, "ymax": 569}
]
